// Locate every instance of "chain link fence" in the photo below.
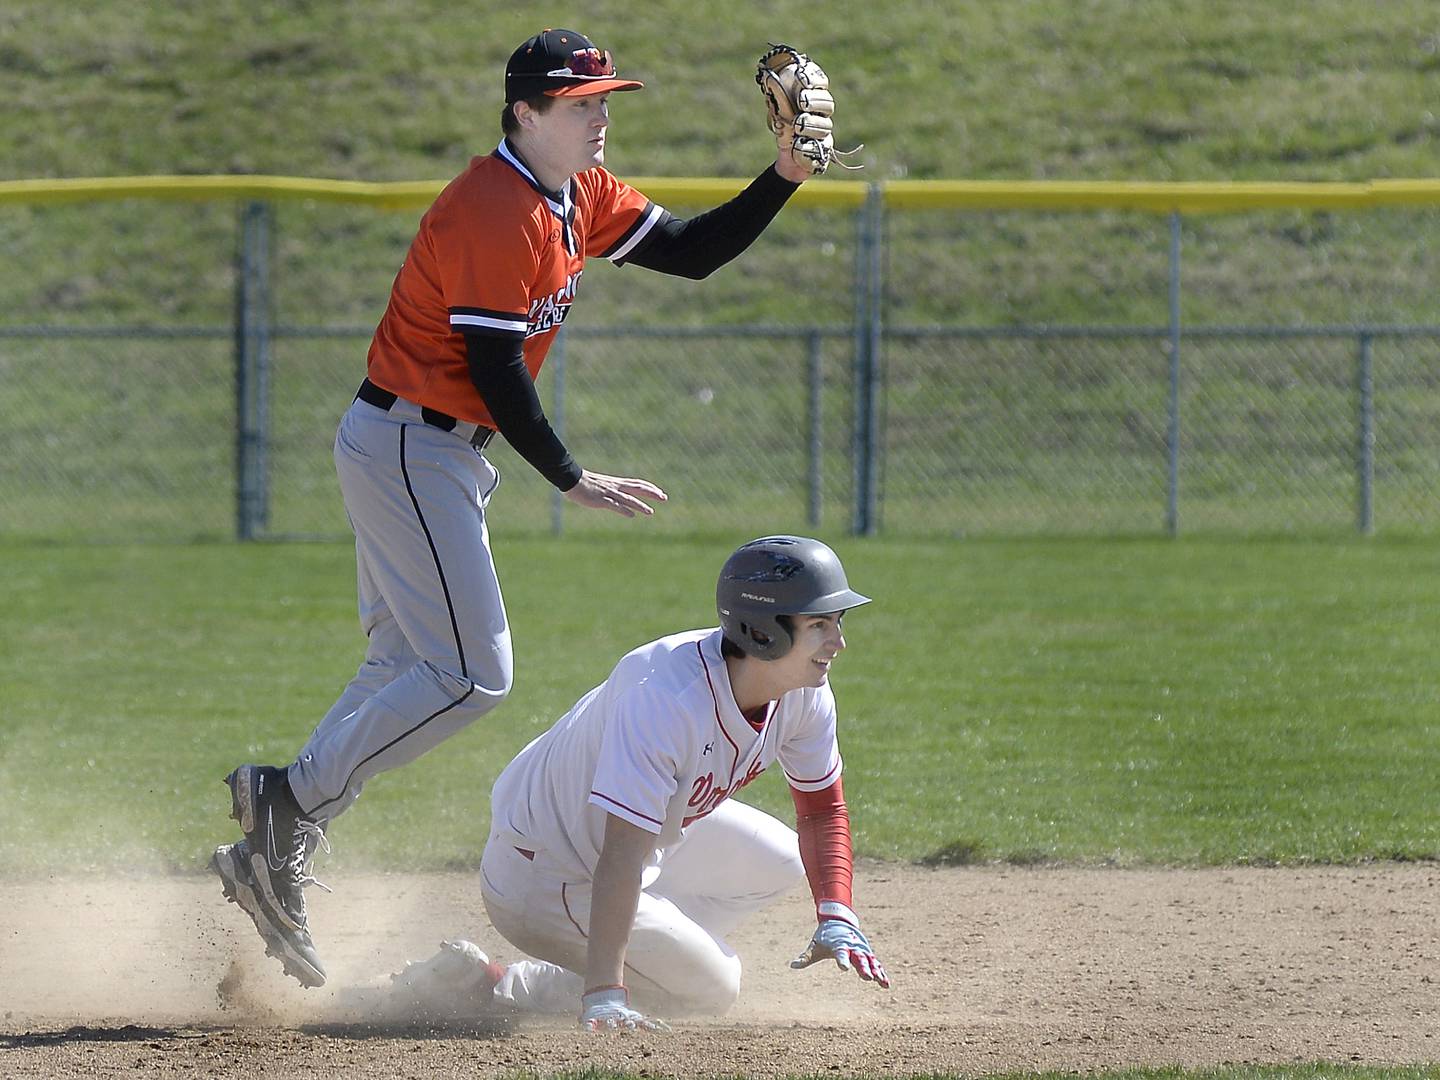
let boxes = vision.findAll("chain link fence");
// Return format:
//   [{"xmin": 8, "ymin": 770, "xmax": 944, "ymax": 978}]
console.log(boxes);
[{"xmin": 2, "ymin": 189, "xmax": 1438, "ymax": 542}]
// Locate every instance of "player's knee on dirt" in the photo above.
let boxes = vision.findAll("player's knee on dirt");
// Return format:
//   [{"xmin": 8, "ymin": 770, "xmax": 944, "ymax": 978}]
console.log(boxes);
[
  {"xmin": 627, "ymin": 933, "xmax": 748, "ymax": 1019},
  {"xmin": 634, "ymin": 961, "xmax": 742, "ymax": 1017},
  {"xmin": 682, "ymin": 962, "xmax": 742, "ymax": 1015}
]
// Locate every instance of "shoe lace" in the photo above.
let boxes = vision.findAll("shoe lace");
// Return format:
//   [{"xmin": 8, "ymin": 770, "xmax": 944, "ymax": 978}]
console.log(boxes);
[{"xmin": 290, "ymin": 818, "xmax": 333, "ymax": 899}]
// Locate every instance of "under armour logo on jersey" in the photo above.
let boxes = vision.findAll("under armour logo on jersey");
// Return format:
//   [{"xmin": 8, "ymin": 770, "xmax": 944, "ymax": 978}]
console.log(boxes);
[{"xmin": 703, "ymin": 742, "xmax": 713, "ymax": 755}]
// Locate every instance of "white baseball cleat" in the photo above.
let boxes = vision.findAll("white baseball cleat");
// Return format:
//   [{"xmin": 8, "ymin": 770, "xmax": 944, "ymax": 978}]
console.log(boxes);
[{"xmin": 387, "ymin": 939, "xmax": 508, "ymax": 1019}]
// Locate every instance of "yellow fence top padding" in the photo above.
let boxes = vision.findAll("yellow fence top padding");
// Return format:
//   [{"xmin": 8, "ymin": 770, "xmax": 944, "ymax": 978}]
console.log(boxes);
[
  {"xmin": 0, "ymin": 174, "xmax": 869, "ymax": 210},
  {"xmin": 0, "ymin": 175, "xmax": 447, "ymax": 210},
  {"xmin": 2, "ymin": 175, "xmax": 1439, "ymax": 212},
  {"xmin": 880, "ymin": 179, "xmax": 1440, "ymax": 212}
]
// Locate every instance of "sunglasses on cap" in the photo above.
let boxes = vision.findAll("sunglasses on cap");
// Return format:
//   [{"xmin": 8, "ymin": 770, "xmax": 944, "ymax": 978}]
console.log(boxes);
[{"xmin": 546, "ymin": 46, "xmax": 615, "ymax": 79}]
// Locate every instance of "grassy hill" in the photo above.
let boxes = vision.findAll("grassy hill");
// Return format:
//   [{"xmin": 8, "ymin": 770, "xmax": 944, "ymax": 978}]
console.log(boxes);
[
  {"xmin": 1, "ymin": 0, "xmax": 1437, "ymax": 329},
  {"xmin": 4, "ymin": 1, "xmax": 1438, "ymax": 184}
]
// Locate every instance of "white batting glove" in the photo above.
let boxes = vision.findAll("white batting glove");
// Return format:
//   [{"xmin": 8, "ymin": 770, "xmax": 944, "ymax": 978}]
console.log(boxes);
[
  {"xmin": 790, "ymin": 902, "xmax": 890, "ymax": 988},
  {"xmin": 579, "ymin": 987, "xmax": 671, "ymax": 1033}
]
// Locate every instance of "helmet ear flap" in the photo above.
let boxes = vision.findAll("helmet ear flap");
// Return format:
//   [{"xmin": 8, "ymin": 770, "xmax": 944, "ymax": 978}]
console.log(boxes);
[
  {"xmin": 767, "ymin": 615, "xmax": 795, "ymax": 659},
  {"xmin": 738, "ymin": 616, "xmax": 793, "ymax": 661}
]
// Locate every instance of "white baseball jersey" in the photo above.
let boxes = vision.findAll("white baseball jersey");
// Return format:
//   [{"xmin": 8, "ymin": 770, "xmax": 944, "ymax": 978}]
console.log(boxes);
[{"xmin": 489, "ymin": 628, "xmax": 842, "ymax": 882}]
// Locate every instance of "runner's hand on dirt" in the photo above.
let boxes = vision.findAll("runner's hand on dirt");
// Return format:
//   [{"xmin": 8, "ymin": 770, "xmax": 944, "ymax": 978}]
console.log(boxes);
[
  {"xmin": 790, "ymin": 918, "xmax": 890, "ymax": 988},
  {"xmin": 579, "ymin": 987, "xmax": 671, "ymax": 1032}
]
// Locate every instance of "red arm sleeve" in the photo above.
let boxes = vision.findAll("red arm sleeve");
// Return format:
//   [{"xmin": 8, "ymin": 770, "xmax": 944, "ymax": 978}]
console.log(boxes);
[{"xmin": 790, "ymin": 776, "xmax": 853, "ymax": 916}]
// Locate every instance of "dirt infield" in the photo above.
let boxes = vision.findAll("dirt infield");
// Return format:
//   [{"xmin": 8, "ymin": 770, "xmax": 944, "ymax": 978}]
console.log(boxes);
[{"xmin": 3, "ymin": 862, "xmax": 1438, "ymax": 1078}]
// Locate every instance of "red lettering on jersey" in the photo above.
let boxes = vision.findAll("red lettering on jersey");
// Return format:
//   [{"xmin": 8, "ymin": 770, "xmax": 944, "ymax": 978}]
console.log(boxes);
[
  {"xmin": 689, "ymin": 773, "xmax": 713, "ymax": 808},
  {"xmin": 735, "ymin": 756, "xmax": 767, "ymax": 792},
  {"xmin": 685, "ymin": 771, "xmax": 730, "ymax": 826}
]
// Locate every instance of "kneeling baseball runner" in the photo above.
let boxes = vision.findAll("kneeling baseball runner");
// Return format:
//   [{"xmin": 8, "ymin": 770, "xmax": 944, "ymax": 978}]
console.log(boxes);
[{"xmin": 385, "ymin": 535, "xmax": 889, "ymax": 1031}]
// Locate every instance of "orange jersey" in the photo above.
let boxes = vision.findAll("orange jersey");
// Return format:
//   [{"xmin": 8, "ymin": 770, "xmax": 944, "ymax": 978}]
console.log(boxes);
[{"xmin": 366, "ymin": 140, "xmax": 665, "ymax": 425}]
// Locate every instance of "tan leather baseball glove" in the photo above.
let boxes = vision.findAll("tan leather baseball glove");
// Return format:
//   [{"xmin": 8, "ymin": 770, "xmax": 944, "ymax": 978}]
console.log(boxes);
[{"xmin": 755, "ymin": 43, "xmax": 861, "ymax": 176}]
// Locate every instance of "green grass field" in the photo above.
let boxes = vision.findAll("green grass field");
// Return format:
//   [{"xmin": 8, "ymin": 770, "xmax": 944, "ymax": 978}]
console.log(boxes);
[{"xmin": 5, "ymin": 533, "xmax": 1436, "ymax": 875}]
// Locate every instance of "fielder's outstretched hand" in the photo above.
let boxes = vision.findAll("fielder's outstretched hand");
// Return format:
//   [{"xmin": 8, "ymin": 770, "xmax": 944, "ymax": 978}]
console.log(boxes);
[
  {"xmin": 564, "ymin": 469, "xmax": 669, "ymax": 518},
  {"xmin": 579, "ymin": 987, "xmax": 672, "ymax": 1033},
  {"xmin": 791, "ymin": 917, "xmax": 891, "ymax": 988}
]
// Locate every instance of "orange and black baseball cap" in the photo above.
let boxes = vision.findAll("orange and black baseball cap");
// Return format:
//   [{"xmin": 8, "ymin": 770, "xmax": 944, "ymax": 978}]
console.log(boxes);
[{"xmin": 504, "ymin": 29, "xmax": 644, "ymax": 102}]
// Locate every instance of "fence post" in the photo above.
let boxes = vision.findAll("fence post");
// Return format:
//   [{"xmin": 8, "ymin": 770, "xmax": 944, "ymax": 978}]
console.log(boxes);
[
  {"xmin": 1356, "ymin": 331, "xmax": 1375, "ymax": 535},
  {"xmin": 807, "ymin": 329, "xmax": 823, "ymax": 527},
  {"xmin": 234, "ymin": 200, "xmax": 272, "ymax": 541},
  {"xmin": 851, "ymin": 184, "xmax": 884, "ymax": 536},
  {"xmin": 550, "ymin": 324, "xmax": 568, "ymax": 536},
  {"xmin": 866, "ymin": 186, "xmax": 885, "ymax": 534},
  {"xmin": 1165, "ymin": 210, "xmax": 1182, "ymax": 538}
]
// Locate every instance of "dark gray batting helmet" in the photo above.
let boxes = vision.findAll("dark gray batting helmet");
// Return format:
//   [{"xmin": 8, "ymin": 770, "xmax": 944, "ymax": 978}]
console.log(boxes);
[{"xmin": 716, "ymin": 535, "xmax": 871, "ymax": 661}]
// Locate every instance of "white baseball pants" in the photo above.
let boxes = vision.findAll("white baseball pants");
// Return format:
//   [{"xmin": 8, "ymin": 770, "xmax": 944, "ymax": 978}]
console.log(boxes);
[
  {"xmin": 479, "ymin": 799, "xmax": 806, "ymax": 1016},
  {"xmin": 288, "ymin": 396, "xmax": 513, "ymax": 821}
]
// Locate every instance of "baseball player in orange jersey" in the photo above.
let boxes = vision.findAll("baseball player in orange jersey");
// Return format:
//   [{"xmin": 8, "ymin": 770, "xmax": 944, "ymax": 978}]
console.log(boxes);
[
  {"xmin": 385, "ymin": 536, "xmax": 889, "ymax": 1032},
  {"xmin": 209, "ymin": 29, "xmax": 827, "ymax": 989}
]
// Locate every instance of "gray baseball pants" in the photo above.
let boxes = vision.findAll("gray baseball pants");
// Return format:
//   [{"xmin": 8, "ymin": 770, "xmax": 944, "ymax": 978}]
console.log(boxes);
[{"xmin": 288, "ymin": 395, "xmax": 512, "ymax": 820}]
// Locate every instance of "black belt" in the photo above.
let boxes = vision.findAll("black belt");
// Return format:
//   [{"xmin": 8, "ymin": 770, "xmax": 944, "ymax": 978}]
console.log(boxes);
[{"xmin": 355, "ymin": 379, "xmax": 496, "ymax": 450}]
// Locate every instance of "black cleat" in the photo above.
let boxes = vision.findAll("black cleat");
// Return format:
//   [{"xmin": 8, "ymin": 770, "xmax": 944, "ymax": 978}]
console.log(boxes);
[
  {"xmin": 213, "ymin": 764, "xmax": 331, "ymax": 988},
  {"xmin": 211, "ymin": 839, "xmax": 327, "ymax": 988}
]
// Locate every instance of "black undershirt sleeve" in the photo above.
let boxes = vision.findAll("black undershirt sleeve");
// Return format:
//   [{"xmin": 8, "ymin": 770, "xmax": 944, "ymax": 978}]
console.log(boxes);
[
  {"xmin": 465, "ymin": 332, "xmax": 582, "ymax": 491},
  {"xmin": 621, "ymin": 165, "xmax": 801, "ymax": 280},
  {"xmin": 462, "ymin": 168, "xmax": 796, "ymax": 486}
]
